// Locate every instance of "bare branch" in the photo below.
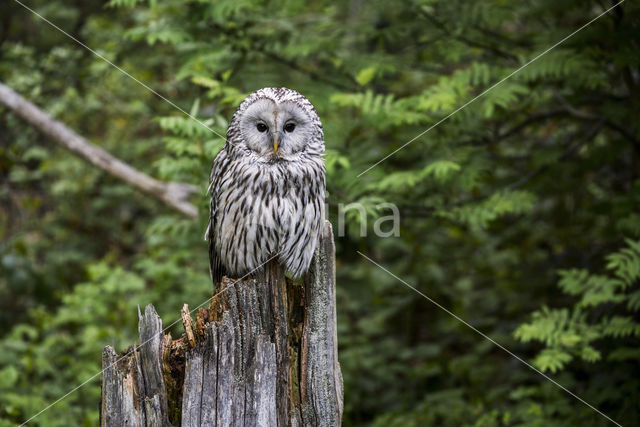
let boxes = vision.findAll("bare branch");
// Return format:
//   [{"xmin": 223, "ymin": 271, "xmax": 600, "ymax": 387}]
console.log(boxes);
[
  {"xmin": 553, "ymin": 91, "xmax": 640, "ymax": 154},
  {"xmin": 0, "ymin": 81, "xmax": 198, "ymax": 218}
]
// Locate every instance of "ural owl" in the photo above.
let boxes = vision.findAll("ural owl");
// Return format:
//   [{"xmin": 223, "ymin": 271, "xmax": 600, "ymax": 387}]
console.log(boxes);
[{"xmin": 206, "ymin": 87, "xmax": 326, "ymax": 283}]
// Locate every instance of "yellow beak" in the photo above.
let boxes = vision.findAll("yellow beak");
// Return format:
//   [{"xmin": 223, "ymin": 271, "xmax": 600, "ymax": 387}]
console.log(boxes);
[{"xmin": 273, "ymin": 140, "xmax": 278, "ymax": 151}]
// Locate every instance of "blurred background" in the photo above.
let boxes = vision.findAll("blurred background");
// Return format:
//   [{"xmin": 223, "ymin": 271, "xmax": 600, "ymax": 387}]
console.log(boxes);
[{"xmin": 1, "ymin": 0, "xmax": 639, "ymax": 425}]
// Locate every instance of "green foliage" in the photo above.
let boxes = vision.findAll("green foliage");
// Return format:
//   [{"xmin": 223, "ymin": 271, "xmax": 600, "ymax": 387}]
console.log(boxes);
[
  {"xmin": 1, "ymin": 0, "xmax": 639, "ymax": 425},
  {"xmin": 442, "ymin": 190, "xmax": 537, "ymax": 229},
  {"xmin": 515, "ymin": 240, "xmax": 640, "ymax": 375},
  {"xmin": 0, "ymin": 262, "xmax": 143, "ymax": 426}
]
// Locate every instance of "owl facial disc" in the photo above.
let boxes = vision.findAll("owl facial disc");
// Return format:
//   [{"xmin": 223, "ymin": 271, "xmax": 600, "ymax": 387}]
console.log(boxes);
[{"xmin": 236, "ymin": 93, "xmax": 321, "ymax": 161}]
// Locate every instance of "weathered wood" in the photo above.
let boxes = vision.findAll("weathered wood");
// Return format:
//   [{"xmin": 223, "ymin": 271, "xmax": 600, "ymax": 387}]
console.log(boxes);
[
  {"xmin": 138, "ymin": 305, "xmax": 171, "ymax": 426},
  {"xmin": 260, "ymin": 259, "xmax": 293, "ymax": 426},
  {"xmin": 100, "ymin": 305, "xmax": 171, "ymax": 426},
  {"xmin": 301, "ymin": 222, "xmax": 344, "ymax": 425},
  {"xmin": 100, "ymin": 220, "xmax": 342, "ymax": 426},
  {"xmin": 180, "ymin": 304, "xmax": 196, "ymax": 349},
  {"xmin": 100, "ymin": 347, "xmax": 141, "ymax": 426}
]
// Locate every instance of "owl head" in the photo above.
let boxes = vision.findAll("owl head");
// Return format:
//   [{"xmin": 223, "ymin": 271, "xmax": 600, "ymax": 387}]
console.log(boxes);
[{"xmin": 227, "ymin": 87, "xmax": 324, "ymax": 161}]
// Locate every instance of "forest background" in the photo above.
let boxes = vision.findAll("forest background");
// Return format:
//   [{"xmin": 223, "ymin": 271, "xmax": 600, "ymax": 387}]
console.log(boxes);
[{"xmin": 1, "ymin": 0, "xmax": 639, "ymax": 425}]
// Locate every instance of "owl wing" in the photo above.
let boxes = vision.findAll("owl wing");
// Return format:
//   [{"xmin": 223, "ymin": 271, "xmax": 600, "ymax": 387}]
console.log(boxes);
[{"xmin": 206, "ymin": 149, "xmax": 228, "ymax": 285}]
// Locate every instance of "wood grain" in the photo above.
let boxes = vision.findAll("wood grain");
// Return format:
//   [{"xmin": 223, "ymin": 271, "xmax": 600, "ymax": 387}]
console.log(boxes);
[{"xmin": 100, "ymin": 221, "xmax": 342, "ymax": 426}]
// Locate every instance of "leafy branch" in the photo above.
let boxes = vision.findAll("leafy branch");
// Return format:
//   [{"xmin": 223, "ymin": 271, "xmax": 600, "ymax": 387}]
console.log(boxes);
[{"xmin": 515, "ymin": 239, "xmax": 640, "ymax": 373}]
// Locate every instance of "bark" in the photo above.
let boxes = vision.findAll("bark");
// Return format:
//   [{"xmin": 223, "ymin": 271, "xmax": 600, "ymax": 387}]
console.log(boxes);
[
  {"xmin": 100, "ymin": 221, "xmax": 343, "ymax": 426},
  {"xmin": 300, "ymin": 223, "xmax": 343, "ymax": 425},
  {"xmin": 100, "ymin": 306, "xmax": 171, "ymax": 426},
  {"xmin": 0, "ymin": 81, "xmax": 198, "ymax": 218}
]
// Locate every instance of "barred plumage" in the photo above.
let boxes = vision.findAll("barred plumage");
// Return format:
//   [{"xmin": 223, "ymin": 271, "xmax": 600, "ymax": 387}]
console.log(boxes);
[{"xmin": 206, "ymin": 88, "xmax": 326, "ymax": 283}]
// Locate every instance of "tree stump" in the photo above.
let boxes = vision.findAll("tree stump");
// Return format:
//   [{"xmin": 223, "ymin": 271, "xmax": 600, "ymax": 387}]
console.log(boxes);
[{"xmin": 100, "ymin": 221, "xmax": 343, "ymax": 426}]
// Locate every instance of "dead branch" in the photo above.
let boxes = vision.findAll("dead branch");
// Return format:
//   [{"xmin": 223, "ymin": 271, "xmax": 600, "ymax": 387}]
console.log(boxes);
[{"xmin": 0, "ymin": 81, "xmax": 199, "ymax": 218}]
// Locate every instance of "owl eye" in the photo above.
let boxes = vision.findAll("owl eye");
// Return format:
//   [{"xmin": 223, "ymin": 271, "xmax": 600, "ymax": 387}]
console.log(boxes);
[
  {"xmin": 256, "ymin": 123, "xmax": 268, "ymax": 133},
  {"xmin": 284, "ymin": 123, "xmax": 296, "ymax": 133}
]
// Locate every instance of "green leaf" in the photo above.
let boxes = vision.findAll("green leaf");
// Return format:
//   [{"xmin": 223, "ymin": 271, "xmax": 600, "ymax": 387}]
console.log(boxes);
[
  {"xmin": 422, "ymin": 160, "xmax": 461, "ymax": 182},
  {"xmin": 355, "ymin": 67, "xmax": 377, "ymax": 86},
  {"xmin": 0, "ymin": 366, "xmax": 19, "ymax": 388},
  {"xmin": 533, "ymin": 348, "xmax": 572, "ymax": 373}
]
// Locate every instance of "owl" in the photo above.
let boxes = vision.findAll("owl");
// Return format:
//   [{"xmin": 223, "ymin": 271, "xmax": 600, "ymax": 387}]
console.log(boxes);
[{"xmin": 205, "ymin": 87, "xmax": 326, "ymax": 284}]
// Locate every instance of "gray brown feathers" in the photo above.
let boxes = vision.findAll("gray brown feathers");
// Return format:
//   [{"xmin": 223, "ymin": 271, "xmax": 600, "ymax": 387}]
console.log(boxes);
[{"xmin": 206, "ymin": 88, "xmax": 326, "ymax": 283}]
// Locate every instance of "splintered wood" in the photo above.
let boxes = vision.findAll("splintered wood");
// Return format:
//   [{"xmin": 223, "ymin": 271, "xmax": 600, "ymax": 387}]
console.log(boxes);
[{"xmin": 100, "ymin": 221, "xmax": 343, "ymax": 426}]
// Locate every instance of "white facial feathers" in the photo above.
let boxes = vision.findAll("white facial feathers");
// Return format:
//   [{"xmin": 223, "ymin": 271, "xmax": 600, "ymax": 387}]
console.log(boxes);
[{"xmin": 238, "ymin": 97, "xmax": 316, "ymax": 159}]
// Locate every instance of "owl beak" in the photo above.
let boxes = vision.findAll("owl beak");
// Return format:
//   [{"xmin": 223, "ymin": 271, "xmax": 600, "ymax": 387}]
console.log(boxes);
[{"xmin": 273, "ymin": 140, "xmax": 278, "ymax": 152}]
